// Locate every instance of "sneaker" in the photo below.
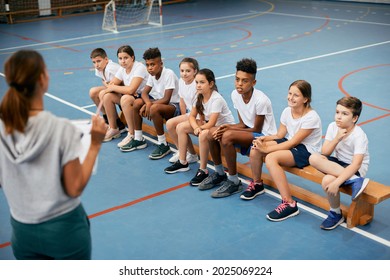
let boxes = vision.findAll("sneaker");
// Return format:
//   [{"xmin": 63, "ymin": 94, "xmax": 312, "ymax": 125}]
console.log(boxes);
[
  {"xmin": 211, "ymin": 179, "xmax": 243, "ymax": 198},
  {"xmin": 190, "ymin": 169, "xmax": 209, "ymax": 186},
  {"xmin": 169, "ymin": 151, "xmax": 180, "ymax": 163},
  {"xmin": 240, "ymin": 181, "xmax": 265, "ymax": 200},
  {"xmin": 198, "ymin": 172, "xmax": 227, "ymax": 190},
  {"xmin": 164, "ymin": 160, "xmax": 190, "ymax": 174},
  {"xmin": 186, "ymin": 153, "xmax": 199, "ymax": 164},
  {"xmin": 120, "ymin": 137, "xmax": 147, "ymax": 152},
  {"xmin": 117, "ymin": 118, "xmax": 127, "ymax": 133},
  {"xmin": 117, "ymin": 133, "xmax": 133, "ymax": 148},
  {"xmin": 169, "ymin": 152, "xmax": 199, "ymax": 164},
  {"xmin": 320, "ymin": 210, "xmax": 345, "ymax": 230},
  {"xmin": 266, "ymin": 200, "xmax": 299, "ymax": 222},
  {"xmin": 344, "ymin": 177, "xmax": 369, "ymax": 201},
  {"xmin": 149, "ymin": 143, "xmax": 172, "ymax": 160},
  {"xmin": 103, "ymin": 127, "xmax": 121, "ymax": 142}
]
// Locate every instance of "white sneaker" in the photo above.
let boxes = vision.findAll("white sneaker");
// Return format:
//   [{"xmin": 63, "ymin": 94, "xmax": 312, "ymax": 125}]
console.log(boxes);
[
  {"xmin": 169, "ymin": 151, "xmax": 179, "ymax": 163},
  {"xmin": 103, "ymin": 127, "xmax": 121, "ymax": 142},
  {"xmin": 117, "ymin": 133, "xmax": 133, "ymax": 148},
  {"xmin": 186, "ymin": 152, "xmax": 199, "ymax": 164}
]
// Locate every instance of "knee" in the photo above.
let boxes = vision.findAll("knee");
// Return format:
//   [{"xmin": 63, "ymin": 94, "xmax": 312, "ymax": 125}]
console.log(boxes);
[
  {"xmin": 166, "ymin": 118, "xmax": 174, "ymax": 131},
  {"xmin": 133, "ymin": 99, "xmax": 143, "ymax": 111},
  {"xmin": 322, "ymin": 175, "xmax": 334, "ymax": 191},
  {"xmin": 220, "ymin": 131, "xmax": 233, "ymax": 147},
  {"xmin": 120, "ymin": 95, "xmax": 134, "ymax": 108},
  {"xmin": 264, "ymin": 153, "xmax": 277, "ymax": 169},
  {"xmin": 309, "ymin": 153, "xmax": 323, "ymax": 167},
  {"xmin": 199, "ymin": 129, "xmax": 209, "ymax": 143}
]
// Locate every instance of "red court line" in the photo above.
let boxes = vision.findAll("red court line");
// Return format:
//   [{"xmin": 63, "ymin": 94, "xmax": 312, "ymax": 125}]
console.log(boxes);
[
  {"xmin": 88, "ymin": 182, "xmax": 189, "ymax": 219},
  {"xmin": 0, "ymin": 182, "xmax": 189, "ymax": 249}
]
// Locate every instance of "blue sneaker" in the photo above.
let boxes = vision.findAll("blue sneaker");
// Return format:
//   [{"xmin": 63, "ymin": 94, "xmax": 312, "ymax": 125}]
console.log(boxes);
[
  {"xmin": 320, "ymin": 210, "xmax": 345, "ymax": 230},
  {"xmin": 344, "ymin": 177, "xmax": 369, "ymax": 201}
]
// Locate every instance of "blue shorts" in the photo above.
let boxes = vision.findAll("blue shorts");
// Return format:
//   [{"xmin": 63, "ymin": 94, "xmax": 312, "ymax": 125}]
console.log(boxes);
[
  {"xmin": 235, "ymin": 132, "xmax": 264, "ymax": 156},
  {"xmin": 275, "ymin": 138, "xmax": 311, "ymax": 168},
  {"xmin": 326, "ymin": 156, "xmax": 360, "ymax": 176},
  {"xmin": 171, "ymin": 102, "xmax": 180, "ymax": 117}
]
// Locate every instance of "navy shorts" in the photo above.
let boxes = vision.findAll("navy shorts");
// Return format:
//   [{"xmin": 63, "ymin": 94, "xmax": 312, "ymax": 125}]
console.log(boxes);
[
  {"xmin": 326, "ymin": 156, "xmax": 360, "ymax": 176},
  {"xmin": 235, "ymin": 132, "xmax": 264, "ymax": 156},
  {"xmin": 275, "ymin": 138, "xmax": 311, "ymax": 168}
]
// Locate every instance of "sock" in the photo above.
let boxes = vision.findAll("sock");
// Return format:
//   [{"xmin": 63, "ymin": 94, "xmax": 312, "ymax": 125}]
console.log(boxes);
[
  {"xmin": 134, "ymin": 130, "xmax": 143, "ymax": 141},
  {"xmin": 157, "ymin": 134, "xmax": 167, "ymax": 145},
  {"xmin": 200, "ymin": 168, "xmax": 208, "ymax": 174},
  {"xmin": 330, "ymin": 207, "xmax": 341, "ymax": 214},
  {"xmin": 215, "ymin": 164, "xmax": 224, "ymax": 176},
  {"xmin": 179, "ymin": 159, "xmax": 187, "ymax": 165},
  {"xmin": 228, "ymin": 174, "xmax": 240, "ymax": 185}
]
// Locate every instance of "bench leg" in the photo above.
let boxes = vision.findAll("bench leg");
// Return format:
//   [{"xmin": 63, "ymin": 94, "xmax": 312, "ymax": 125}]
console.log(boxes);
[{"xmin": 346, "ymin": 199, "xmax": 374, "ymax": 228}]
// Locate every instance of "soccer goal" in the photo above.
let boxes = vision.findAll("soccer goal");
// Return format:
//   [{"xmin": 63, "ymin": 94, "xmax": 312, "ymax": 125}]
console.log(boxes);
[{"xmin": 102, "ymin": 0, "xmax": 162, "ymax": 33}]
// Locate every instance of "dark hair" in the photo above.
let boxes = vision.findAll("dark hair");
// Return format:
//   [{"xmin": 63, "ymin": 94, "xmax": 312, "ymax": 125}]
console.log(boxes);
[
  {"xmin": 90, "ymin": 48, "xmax": 107, "ymax": 59},
  {"xmin": 179, "ymin": 57, "xmax": 199, "ymax": 73},
  {"xmin": 337, "ymin": 96, "xmax": 362, "ymax": 122},
  {"xmin": 0, "ymin": 50, "xmax": 46, "ymax": 134},
  {"xmin": 117, "ymin": 45, "xmax": 135, "ymax": 61},
  {"xmin": 289, "ymin": 80, "xmax": 312, "ymax": 108},
  {"xmin": 195, "ymin": 68, "xmax": 217, "ymax": 116},
  {"xmin": 143, "ymin": 47, "xmax": 161, "ymax": 60},
  {"xmin": 236, "ymin": 58, "xmax": 257, "ymax": 79}
]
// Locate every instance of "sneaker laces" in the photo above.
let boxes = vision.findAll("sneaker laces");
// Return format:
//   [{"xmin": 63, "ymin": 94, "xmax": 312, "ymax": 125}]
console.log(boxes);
[
  {"xmin": 246, "ymin": 181, "xmax": 256, "ymax": 191},
  {"xmin": 274, "ymin": 200, "xmax": 290, "ymax": 214}
]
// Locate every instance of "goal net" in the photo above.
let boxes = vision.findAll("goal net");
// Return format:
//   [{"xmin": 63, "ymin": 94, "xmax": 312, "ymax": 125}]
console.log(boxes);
[{"xmin": 102, "ymin": 0, "xmax": 162, "ymax": 33}]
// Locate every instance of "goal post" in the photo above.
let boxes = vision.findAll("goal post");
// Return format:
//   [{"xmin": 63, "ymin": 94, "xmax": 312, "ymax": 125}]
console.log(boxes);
[{"xmin": 102, "ymin": 0, "xmax": 162, "ymax": 33}]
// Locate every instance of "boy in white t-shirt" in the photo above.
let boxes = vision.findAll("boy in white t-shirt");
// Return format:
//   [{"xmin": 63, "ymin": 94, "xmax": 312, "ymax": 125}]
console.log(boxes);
[
  {"xmin": 310, "ymin": 96, "xmax": 369, "ymax": 230},
  {"xmin": 199, "ymin": 58, "xmax": 277, "ymax": 198},
  {"xmin": 89, "ymin": 48, "xmax": 122, "ymax": 126},
  {"xmin": 130, "ymin": 48, "xmax": 180, "ymax": 159}
]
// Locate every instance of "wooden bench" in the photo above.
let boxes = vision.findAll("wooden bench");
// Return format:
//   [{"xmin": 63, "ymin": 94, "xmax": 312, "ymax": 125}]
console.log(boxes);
[{"xmin": 141, "ymin": 123, "xmax": 390, "ymax": 228}]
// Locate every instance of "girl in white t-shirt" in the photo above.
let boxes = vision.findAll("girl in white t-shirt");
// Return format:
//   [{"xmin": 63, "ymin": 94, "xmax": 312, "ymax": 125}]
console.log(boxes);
[
  {"xmin": 309, "ymin": 96, "xmax": 369, "ymax": 230},
  {"xmin": 166, "ymin": 58, "xmax": 200, "ymax": 164},
  {"xmin": 251, "ymin": 80, "xmax": 322, "ymax": 222},
  {"xmin": 100, "ymin": 45, "xmax": 149, "ymax": 144},
  {"xmin": 164, "ymin": 69, "xmax": 235, "ymax": 187}
]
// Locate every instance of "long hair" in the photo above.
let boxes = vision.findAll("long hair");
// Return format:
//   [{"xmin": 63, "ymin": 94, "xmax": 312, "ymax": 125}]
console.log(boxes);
[
  {"xmin": 289, "ymin": 79, "xmax": 312, "ymax": 108},
  {"xmin": 117, "ymin": 45, "xmax": 135, "ymax": 62},
  {"xmin": 0, "ymin": 50, "xmax": 46, "ymax": 134},
  {"xmin": 195, "ymin": 68, "xmax": 217, "ymax": 116}
]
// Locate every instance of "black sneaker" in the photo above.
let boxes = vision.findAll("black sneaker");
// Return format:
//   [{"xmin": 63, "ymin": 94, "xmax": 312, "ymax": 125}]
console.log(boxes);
[
  {"xmin": 190, "ymin": 169, "xmax": 208, "ymax": 186},
  {"xmin": 164, "ymin": 161, "xmax": 190, "ymax": 174},
  {"xmin": 266, "ymin": 200, "xmax": 299, "ymax": 222},
  {"xmin": 240, "ymin": 181, "xmax": 265, "ymax": 200},
  {"xmin": 198, "ymin": 172, "xmax": 227, "ymax": 190},
  {"xmin": 117, "ymin": 118, "xmax": 127, "ymax": 133}
]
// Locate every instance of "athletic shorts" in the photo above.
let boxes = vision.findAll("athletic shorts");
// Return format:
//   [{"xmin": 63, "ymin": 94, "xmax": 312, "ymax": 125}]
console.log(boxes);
[
  {"xmin": 275, "ymin": 138, "xmax": 311, "ymax": 168},
  {"xmin": 326, "ymin": 156, "xmax": 360, "ymax": 176},
  {"xmin": 10, "ymin": 203, "xmax": 91, "ymax": 260},
  {"xmin": 235, "ymin": 132, "xmax": 264, "ymax": 156}
]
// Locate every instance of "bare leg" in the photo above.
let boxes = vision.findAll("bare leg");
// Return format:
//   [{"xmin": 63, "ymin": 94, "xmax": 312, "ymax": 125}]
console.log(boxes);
[{"xmin": 120, "ymin": 95, "xmax": 136, "ymax": 135}]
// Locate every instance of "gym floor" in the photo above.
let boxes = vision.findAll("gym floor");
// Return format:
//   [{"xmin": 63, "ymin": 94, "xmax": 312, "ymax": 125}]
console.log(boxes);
[{"xmin": 0, "ymin": 0, "xmax": 389, "ymax": 260}]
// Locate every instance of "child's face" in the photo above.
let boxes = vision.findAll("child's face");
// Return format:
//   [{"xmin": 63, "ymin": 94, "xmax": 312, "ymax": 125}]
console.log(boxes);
[
  {"xmin": 91, "ymin": 56, "xmax": 109, "ymax": 72},
  {"xmin": 235, "ymin": 70, "xmax": 256, "ymax": 95},
  {"xmin": 335, "ymin": 104, "xmax": 358, "ymax": 128},
  {"xmin": 195, "ymin": 74, "xmax": 213, "ymax": 95},
  {"xmin": 287, "ymin": 85, "xmax": 307, "ymax": 108},
  {"xmin": 145, "ymin": 57, "xmax": 163, "ymax": 76},
  {"xmin": 179, "ymin": 62, "xmax": 197, "ymax": 84},
  {"xmin": 118, "ymin": 52, "xmax": 134, "ymax": 70}
]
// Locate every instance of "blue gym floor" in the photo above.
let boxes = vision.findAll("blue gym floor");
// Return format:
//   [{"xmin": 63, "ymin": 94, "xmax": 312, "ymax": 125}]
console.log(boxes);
[{"xmin": 0, "ymin": 0, "xmax": 389, "ymax": 260}]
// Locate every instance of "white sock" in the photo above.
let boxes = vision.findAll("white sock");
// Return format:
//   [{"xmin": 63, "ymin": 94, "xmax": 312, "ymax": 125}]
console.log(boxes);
[
  {"xmin": 157, "ymin": 134, "xmax": 167, "ymax": 145},
  {"xmin": 134, "ymin": 130, "xmax": 143, "ymax": 141},
  {"xmin": 330, "ymin": 207, "xmax": 341, "ymax": 214}
]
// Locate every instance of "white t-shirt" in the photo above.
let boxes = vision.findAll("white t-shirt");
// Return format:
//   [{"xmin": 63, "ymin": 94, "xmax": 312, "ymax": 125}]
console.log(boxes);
[
  {"xmin": 178, "ymin": 78, "xmax": 197, "ymax": 113},
  {"xmin": 95, "ymin": 60, "xmax": 120, "ymax": 83},
  {"xmin": 325, "ymin": 122, "xmax": 369, "ymax": 176},
  {"xmin": 115, "ymin": 61, "xmax": 148, "ymax": 95},
  {"xmin": 201, "ymin": 91, "xmax": 235, "ymax": 126},
  {"xmin": 231, "ymin": 88, "xmax": 277, "ymax": 136},
  {"xmin": 147, "ymin": 67, "xmax": 180, "ymax": 103},
  {"xmin": 280, "ymin": 107, "xmax": 322, "ymax": 154}
]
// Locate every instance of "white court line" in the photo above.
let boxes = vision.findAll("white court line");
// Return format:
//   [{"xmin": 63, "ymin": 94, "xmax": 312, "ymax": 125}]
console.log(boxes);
[
  {"xmin": 1, "ymin": 44, "xmax": 389, "ymax": 248},
  {"xmin": 1, "ymin": 7, "xmax": 388, "ymax": 52}
]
